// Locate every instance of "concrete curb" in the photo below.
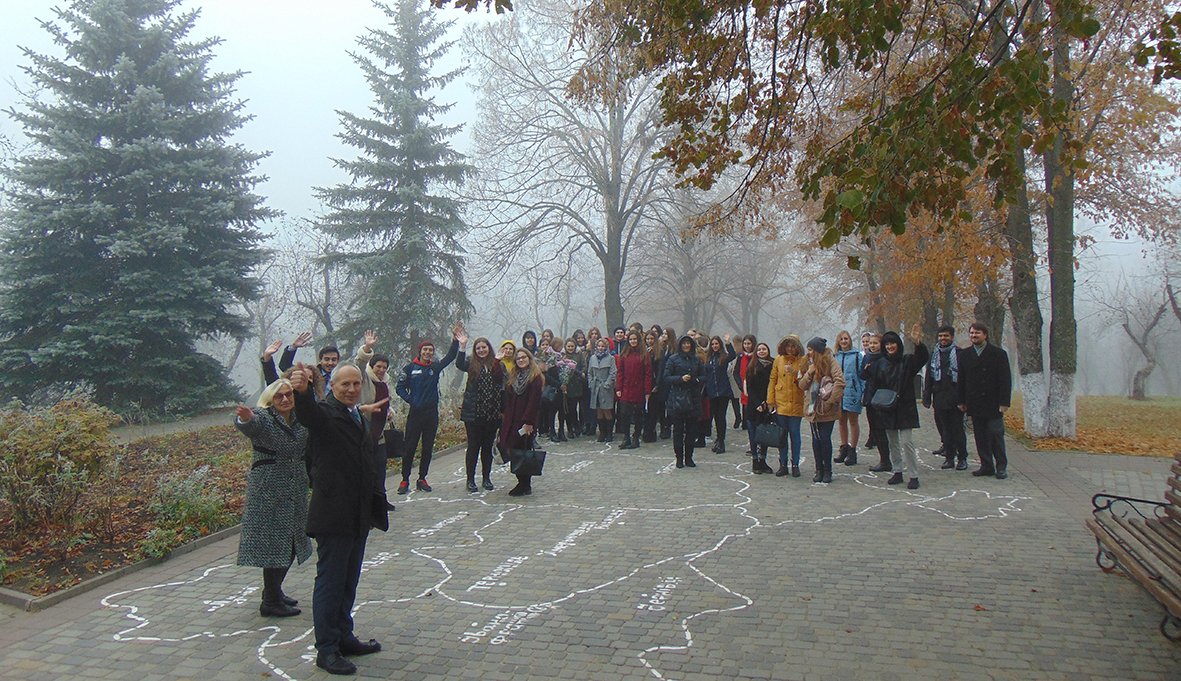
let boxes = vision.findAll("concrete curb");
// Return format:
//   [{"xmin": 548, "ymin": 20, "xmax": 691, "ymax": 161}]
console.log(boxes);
[{"xmin": 0, "ymin": 442, "xmax": 466, "ymax": 613}]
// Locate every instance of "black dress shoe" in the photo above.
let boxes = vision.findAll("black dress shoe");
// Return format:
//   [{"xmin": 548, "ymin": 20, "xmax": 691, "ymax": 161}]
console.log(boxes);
[
  {"xmin": 467, "ymin": 481, "xmax": 479, "ymax": 493},
  {"xmin": 868, "ymin": 463, "xmax": 892, "ymax": 473},
  {"xmin": 774, "ymin": 465, "xmax": 789, "ymax": 477},
  {"xmin": 260, "ymin": 601, "xmax": 300, "ymax": 617},
  {"xmin": 887, "ymin": 472, "xmax": 904, "ymax": 485},
  {"xmin": 955, "ymin": 460, "xmax": 968, "ymax": 471},
  {"xmin": 971, "ymin": 468, "xmax": 996, "ymax": 477},
  {"xmin": 995, "ymin": 470, "xmax": 1008, "ymax": 480},
  {"xmin": 940, "ymin": 459, "xmax": 955, "ymax": 470},
  {"xmin": 340, "ymin": 638, "xmax": 382, "ymax": 656},
  {"xmin": 316, "ymin": 651, "xmax": 357, "ymax": 675},
  {"xmin": 791, "ymin": 465, "xmax": 800, "ymax": 478},
  {"xmin": 483, "ymin": 478, "xmax": 494, "ymax": 491}
]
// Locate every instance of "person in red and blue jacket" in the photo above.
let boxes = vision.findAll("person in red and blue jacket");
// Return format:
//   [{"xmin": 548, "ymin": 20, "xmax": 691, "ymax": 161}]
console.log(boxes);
[{"xmin": 394, "ymin": 324, "xmax": 461, "ymax": 495}]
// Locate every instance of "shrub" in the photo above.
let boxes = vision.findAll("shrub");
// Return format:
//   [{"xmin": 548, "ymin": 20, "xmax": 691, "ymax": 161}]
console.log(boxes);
[
  {"xmin": 147, "ymin": 465, "xmax": 233, "ymax": 537},
  {"xmin": 0, "ymin": 395, "xmax": 118, "ymax": 533}
]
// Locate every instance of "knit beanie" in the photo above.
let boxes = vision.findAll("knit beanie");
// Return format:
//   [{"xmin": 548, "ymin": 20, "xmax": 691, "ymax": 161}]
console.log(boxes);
[{"xmin": 806, "ymin": 336, "xmax": 827, "ymax": 354}]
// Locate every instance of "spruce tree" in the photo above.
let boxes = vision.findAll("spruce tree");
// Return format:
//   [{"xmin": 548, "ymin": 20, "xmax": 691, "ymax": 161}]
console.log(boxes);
[
  {"xmin": 316, "ymin": 0, "xmax": 472, "ymax": 356},
  {"xmin": 0, "ymin": 0, "xmax": 271, "ymax": 415}
]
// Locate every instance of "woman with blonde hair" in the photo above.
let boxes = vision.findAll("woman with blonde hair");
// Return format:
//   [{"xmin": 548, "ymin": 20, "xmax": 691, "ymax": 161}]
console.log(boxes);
[
  {"xmin": 233, "ymin": 377, "xmax": 313, "ymax": 618},
  {"xmin": 767, "ymin": 335, "xmax": 807, "ymax": 477},
  {"xmin": 798, "ymin": 338, "xmax": 846, "ymax": 483},
  {"xmin": 499, "ymin": 348, "xmax": 545, "ymax": 496},
  {"xmin": 833, "ymin": 330, "xmax": 864, "ymax": 466}
]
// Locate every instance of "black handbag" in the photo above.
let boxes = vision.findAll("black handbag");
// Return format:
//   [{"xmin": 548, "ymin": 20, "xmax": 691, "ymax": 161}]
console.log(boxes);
[
  {"xmin": 384, "ymin": 428, "xmax": 405, "ymax": 460},
  {"xmin": 541, "ymin": 384, "xmax": 560, "ymax": 405},
  {"xmin": 869, "ymin": 388, "xmax": 898, "ymax": 410},
  {"xmin": 754, "ymin": 422, "xmax": 785, "ymax": 448},
  {"xmin": 509, "ymin": 445, "xmax": 547, "ymax": 476}
]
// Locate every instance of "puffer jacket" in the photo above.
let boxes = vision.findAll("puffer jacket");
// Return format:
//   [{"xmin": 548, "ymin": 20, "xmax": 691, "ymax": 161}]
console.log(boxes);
[
  {"xmin": 835, "ymin": 349, "xmax": 864, "ymax": 412},
  {"xmin": 663, "ymin": 337, "xmax": 705, "ymax": 417},
  {"xmin": 767, "ymin": 354, "xmax": 807, "ymax": 416}
]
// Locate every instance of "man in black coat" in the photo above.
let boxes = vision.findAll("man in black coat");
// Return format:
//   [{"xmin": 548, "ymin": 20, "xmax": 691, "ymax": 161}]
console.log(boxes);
[
  {"xmin": 923, "ymin": 325, "xmax": 969, "ymax": 471},
  {"xmin": 957, "ymin": 322, "xmax": 1012, "ymax": 479},
  {"xmin": 292, "ymin": 361, "xmax": 390, "ymax": 676}
]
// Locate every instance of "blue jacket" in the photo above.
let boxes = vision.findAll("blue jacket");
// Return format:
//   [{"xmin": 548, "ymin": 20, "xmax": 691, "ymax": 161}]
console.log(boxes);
[
  {"xmin": 835, "ymin": 349, "xmax": 864, "ymax": 412},
  {"xmin": 702, "ymin": 344, "xmax": 736, "ymax": 398},
  {"xmin": 395, "ymin": 338, "xmax": 459, "ymax": 411}
]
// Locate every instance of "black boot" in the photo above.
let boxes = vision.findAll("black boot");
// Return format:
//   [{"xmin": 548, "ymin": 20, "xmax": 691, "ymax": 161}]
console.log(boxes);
[
  {"xmin": 684, "ymin": 450, "xmax": 696, "ymax": 467},
  {"xmin": 812, "ymin": 467, "xmax": 823, "ymax": 483},
  {"xmin": 752, "ymin": 456, "xmax": 763, "ymax": 473},
  {"xmin": 632, "ymin": 421, "xmax": 643, "ymax": 448},
  {"xmin": 843, "ymin": 447, "xmax": 858, "ymax": 466},
  {"xmin": 604, "ymin": 421, "xmax": 614, "ymax": 443},
  {"xmin": 835, "ymin": 444, "xmax": 848, "ymax": 464},
  {"xmin": 675, "ymin": 452, "xmax": 684, "ymax": 468},
  {"xmin": 260, "ymin": 567, "xmax": 300, "ymax": 617},
  {"xmin": 620, "ymin": 435, "xmax": 634, "ymax": 449},
  {"xmin": 596, "ymin": 419, "xmax": 608, "ymax": 442},
  {"xmin": 715, "ymin": 437, "xmax": 725, "ymax": 454},
  {"xmin": 822, "ymin": 460, "xmax": 833, "ymax": 484}
]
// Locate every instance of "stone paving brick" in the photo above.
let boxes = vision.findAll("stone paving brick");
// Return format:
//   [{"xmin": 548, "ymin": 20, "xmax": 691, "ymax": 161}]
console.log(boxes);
[{"xmin": 2, "ymin": 427, "xmax": 1180, "ymax": 679}]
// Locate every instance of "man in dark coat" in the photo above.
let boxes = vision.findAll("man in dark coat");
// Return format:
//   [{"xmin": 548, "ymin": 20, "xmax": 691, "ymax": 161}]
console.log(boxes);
[
  {"xmin": 957, "ymin": 322, "xmax": 1012, "ymax": 479},
  {"xmin": 292, "ymin": 361, "xmax": 389, "ymax": 676},
  {"xmin": 923, "ymin": 325, "xmax": 969, "ymax": 471}
]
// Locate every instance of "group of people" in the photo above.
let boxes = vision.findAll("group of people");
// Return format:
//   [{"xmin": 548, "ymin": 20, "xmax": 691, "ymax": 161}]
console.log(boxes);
[{"xmin": 229, "ymin": 318, "xmax": 1012, "ymax": 675}]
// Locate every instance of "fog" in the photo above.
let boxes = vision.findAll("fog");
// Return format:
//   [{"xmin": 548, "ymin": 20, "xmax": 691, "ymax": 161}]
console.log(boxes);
[{"xmin": 0, "ymin": 0, "xmax": 1177, "ymax": 403}]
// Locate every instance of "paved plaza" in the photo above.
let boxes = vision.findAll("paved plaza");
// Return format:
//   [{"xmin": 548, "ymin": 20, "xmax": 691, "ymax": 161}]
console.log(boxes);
[{"xmin": 2, "ymin": 426, "xmax": 1179, "ymax": 680}]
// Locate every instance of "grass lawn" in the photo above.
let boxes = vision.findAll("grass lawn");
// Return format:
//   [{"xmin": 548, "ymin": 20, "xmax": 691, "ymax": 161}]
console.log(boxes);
[{"xmin": 1005, "ymin": 394, "xmax": 1181, "ymax": 457}]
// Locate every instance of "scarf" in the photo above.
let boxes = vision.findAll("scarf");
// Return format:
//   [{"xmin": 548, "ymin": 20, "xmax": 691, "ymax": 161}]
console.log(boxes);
[
  {"xmin": 512, "ymin": 369, "xmax": 531, "ymax": 395},
  {"xmin": 930, "ymin": 344, "xmax": 959, "ymax": 383},
  {"xmin": 594, "ymin": 348, "xmax": 609, "ymax": 360}
]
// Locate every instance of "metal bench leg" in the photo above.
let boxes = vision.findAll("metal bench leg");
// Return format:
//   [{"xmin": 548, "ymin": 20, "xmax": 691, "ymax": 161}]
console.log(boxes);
[
  {"xmin": 1094, "ymin": 540, "xmax": 1118, "ymax": 573},
  {"xmin": 1161, "ymin": 612, "xmax": 1181, "ymax": 642}
]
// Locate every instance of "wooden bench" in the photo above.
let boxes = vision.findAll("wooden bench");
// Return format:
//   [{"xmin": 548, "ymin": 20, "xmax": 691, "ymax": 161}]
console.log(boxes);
[{"xmin": 1084, "ymin": 452, "xmax": 1181, "ymax": 641}]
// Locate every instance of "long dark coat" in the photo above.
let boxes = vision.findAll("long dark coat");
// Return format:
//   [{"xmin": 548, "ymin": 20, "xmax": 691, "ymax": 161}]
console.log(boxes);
[
  {"xmin": 865, "ymin": 336, "xmax": 929, "ymax": 431},
  {"xmin": 499, "ymin": 376, "xmax": 543, "ymax": 452},
  {"xmin": 235, "ymin": 408, "xmax": 313, "ymax": 568},
  {"xmin": 294, "ymin": 390, "xmax": 388, "ymax": 537},
  {"xmin": 958, "ymin": 343, "xmax": 1012, "ymax": 418}
]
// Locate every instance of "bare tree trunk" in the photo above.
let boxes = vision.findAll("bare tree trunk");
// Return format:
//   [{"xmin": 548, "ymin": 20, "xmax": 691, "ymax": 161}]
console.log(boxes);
[
  {"xmin": 1123, "ymin": 300, "xmax": 1167, "ymax": 400},
  {"xmin": 1004, "ymin": 141, "xmax": 1047, "ymax": 435},
  {"xmin": 974, "ymin": 274, "xmax": 1005, "ymax": 348}
]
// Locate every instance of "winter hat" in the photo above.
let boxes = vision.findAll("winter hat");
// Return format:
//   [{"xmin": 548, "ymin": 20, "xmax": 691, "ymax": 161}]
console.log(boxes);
[{"xmin": 806, "ymin": 336, "xmax": 827, "ymax": 354}]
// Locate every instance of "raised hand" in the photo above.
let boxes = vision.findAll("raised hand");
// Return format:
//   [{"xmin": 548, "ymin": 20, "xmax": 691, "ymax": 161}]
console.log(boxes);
[
  {"xmin": 456, "ymin": 329, "xmax": 469, "ymax": 347},
  {"xmin": 290, "ymin": 362, "xmax": 311, "ymax": 392},
  {"xmin": 292, "ymin": 331, "xmax": 313, "ymax": 349},
  {"xmin": 451, "ymin": 321, "xmax": 466, "ymax": 338},
  {"xmin": 262, "ymin": 339, "xmax": 283, "ymax": 361},
  {"xmin": 495, "ymin": 346, "xmax": 506, "ymax": 360},
  {"xmin": 359, "ymin": 397, "xmax": 389, "ymax": 415},
  {"xmin": 723, "ymin": 333, "xmax": 732, "ymax": 344},
  {"xmin": 362, "ymin": 329, "xmax": 378, "ymax": 351},
  {"xmin": 235, "ymin": 405, "xmax": 254, "ymax": 422},
  {"xmin": 909, "ymin": 323, "xmax": 923, "ymax": 346}
]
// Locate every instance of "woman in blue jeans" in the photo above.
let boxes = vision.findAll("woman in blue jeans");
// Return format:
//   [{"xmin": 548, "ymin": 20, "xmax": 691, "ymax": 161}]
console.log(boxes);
[{"xmin": 767, "ymin": 335, "xmax": 807, "ymax": 477}]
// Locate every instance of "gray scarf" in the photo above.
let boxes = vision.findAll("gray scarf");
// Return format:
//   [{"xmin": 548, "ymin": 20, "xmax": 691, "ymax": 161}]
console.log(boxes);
[{"xmin": 512, "ymin": 370, "xmax": 531, "ymax": 395}]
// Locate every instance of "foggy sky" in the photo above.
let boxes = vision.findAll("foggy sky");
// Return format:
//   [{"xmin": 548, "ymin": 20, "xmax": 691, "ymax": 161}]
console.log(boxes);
[{"xmin": 0, "ymin": 0, "xmax": 487, "ymax": 226}]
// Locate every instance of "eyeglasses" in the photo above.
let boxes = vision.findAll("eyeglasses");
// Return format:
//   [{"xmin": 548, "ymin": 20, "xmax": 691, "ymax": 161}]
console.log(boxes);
[{"xmin": 273, "ymin": 392, "xmax": 294, "ymax": 401}]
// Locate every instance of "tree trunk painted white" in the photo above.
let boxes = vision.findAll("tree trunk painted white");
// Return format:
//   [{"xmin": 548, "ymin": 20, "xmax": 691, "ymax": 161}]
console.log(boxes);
[
  {"xmin": 1019, "ymin": 370, "xmax": 1048, "ymax": 437},
  {"xmin": 1046, "ymin": 371, "xmax": 1077, "ymax": 438}
]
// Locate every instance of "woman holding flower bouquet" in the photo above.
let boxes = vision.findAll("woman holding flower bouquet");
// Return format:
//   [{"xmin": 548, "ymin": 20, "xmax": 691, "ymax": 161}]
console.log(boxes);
[{"xmin": 615, "ymin": 330, "xmax": 653, "ymax": 449}]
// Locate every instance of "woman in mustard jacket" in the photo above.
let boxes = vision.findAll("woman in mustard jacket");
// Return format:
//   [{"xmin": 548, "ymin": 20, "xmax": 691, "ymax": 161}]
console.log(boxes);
[{"xmin": 766, "ymin": 335, "xmax": 807, "ymax": 477}]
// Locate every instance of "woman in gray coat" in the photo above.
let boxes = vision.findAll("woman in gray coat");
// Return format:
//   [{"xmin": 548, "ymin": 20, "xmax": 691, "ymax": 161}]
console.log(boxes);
[
  {"xmin": 586, "ymin": 337, "xmax": 618, "ymax": 442},
  {"xmin": 234, "ymin": 377, "xmax": 313, "ymax": 618}
]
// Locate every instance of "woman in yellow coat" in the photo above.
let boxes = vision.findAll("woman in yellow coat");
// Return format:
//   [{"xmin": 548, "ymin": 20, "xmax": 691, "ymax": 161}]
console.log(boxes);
[{"xmin": 766, "ymin": 335, "xmax": 807, "ymax": 477}]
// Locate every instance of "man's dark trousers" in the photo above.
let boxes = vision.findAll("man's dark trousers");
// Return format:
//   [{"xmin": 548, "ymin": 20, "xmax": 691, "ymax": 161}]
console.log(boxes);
[
  {"xmin": 970, "ymin": 414, "xmax": 1007, "ymax": 473},
  {"xmin": 934, "ymin": 407, "xmax": 967, "ymax": 462},
  {"xmin": 313, "ymin": 533, "xmax": 368, "ymax": 654}
]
